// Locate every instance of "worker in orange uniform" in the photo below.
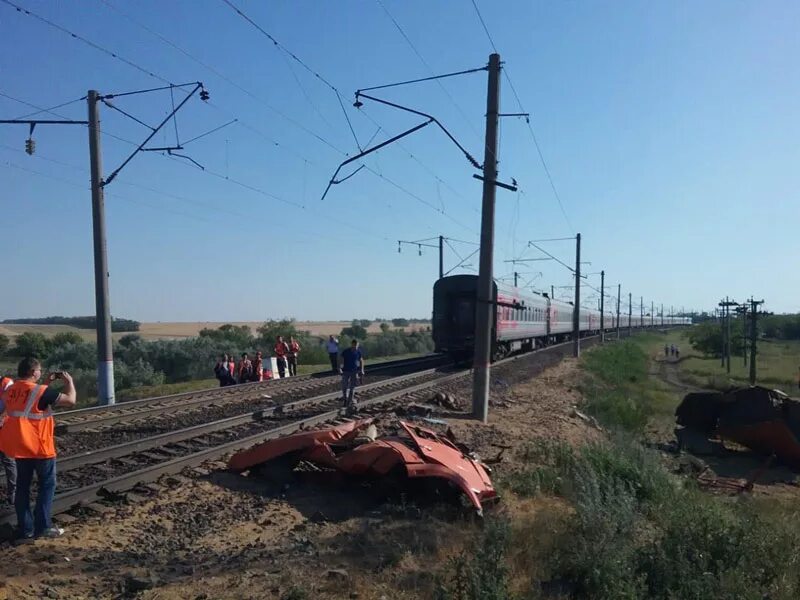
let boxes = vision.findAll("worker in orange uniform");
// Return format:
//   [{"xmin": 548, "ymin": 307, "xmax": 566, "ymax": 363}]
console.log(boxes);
[
  {"xmin": 274, "ymin": 336, "xmax": 290, "ymax": 378},
  {"xmin": 0, "ymin": 358, "xmax": 76, "ymax": 540},
  {"xmin": 288, "ymin": 337, "xmax": 301, "ymax": 377},
  {"xmin": 0, "ymin": 374, "xmax": 16, "ymax": 506}
]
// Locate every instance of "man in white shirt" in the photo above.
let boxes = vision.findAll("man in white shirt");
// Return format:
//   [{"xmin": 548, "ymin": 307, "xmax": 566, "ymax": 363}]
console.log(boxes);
[{"xmin": 325, "ymin": 335, "xmax": 339, "ymax": 373}]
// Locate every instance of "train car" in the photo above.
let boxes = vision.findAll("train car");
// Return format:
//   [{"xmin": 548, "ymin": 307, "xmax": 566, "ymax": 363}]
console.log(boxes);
[{"xmin": 432, "ymin": 275, "xmax": 689, "ymax": 358}]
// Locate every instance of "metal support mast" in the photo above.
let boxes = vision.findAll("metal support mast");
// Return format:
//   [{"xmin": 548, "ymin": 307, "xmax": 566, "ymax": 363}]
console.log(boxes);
[
  {"xmin": 88, "ymin": 90, "xmax": 115, "ymax": 405},
  {"xmin": 599, "ymin": 270, "xmax": 605, "ymax": 343},
  {"xmin": 616, "ymin": 284, "xmax": 621, "ymax": 340},
  {"xmin": 628, "ymin": 292, "xmax": 632, "ymax": 336},
  {"xmin": 438, "ymin": 235, "xmax": 444, "ymax": 280},
  {"xmin": 471, "ymin": 53, "xmax": 501, "ymax": 422},
  {"xmin": 573, "ymin": 233, "xmax": 581, "ymax": 357}
]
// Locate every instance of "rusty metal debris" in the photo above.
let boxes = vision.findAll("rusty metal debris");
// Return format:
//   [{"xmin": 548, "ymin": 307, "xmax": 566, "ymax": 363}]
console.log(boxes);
[
  {"xmin": 675, "ymin": 386, "xmax": 800, "ymax": 468},
  {"xmin": 228, "ymin": 418, "xmax": 497, "ymax": 515}
]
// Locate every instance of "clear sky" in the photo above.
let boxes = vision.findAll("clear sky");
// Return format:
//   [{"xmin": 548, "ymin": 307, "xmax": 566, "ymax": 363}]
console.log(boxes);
[{"xmin": 2, "ymin": 0, "xmax": 798, "ymax": 322}]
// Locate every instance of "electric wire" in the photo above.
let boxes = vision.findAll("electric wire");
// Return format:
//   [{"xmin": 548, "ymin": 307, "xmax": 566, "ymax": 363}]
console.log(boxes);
[
  {"xmin": 97, "ymin": 0, "xmax": 345, "ymax": 154},
  {"xmin": 0, "ymin": 0, "xmax": 172, "ymax": 84},
  {"xmin": 4, "ymin": 94, "xmax": 87, "ymax": 121},
  {"xmin": 469, "ymin": 0, "xmax": 498, "ymax": 53},
  {"xmin": 375, "ymin": 0, "xmax": 483, "ymax": 142}
]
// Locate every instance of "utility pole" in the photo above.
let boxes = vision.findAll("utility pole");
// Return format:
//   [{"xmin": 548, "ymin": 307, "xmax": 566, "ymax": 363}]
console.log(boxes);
[
  {"xmin": 514, "ymin": 271, "xmax": 518, "ymax": 287},
  {"xmin": 88, "ymin": 91, "xmax": 115, "ymax": 406},
  {"xmin": 741, "ymin": 304, "xmax": 748, "ymax": 366},
  {"xmin": 471, "ymin": 53, "xmax": 501, "ymax": 423},
  {"xmin": 438, "ymin": 235, "xmax": 444, "ymax": 280},
  {"xmin": 573, "ymin": 233, "xmax": 581, "ymax": 357},
  {"xmin": 718, "ymin": 297, "xmax": 737, "ymax": 372},
  {"xmin": 640, "ymin": 296, "xmax": 644, "ymax": 329},
  {"xmin": 628, "ymin": 292, "xmax": 632, "ymax": 336},
  {"xmin": 651, "ymin": 300, "xmax": 654, "ymax": 329},
  {"xmin": 660, "ymin": 303, "xmax": 664, "ymax": 328},
  {"xmin": 550, "ymin": 285, "xmax": 554, "ymax": 300},
  {"xmin": 719, "ymin": 301, "xmax": 726, "ymax": 367},
  {"xmin": 599, "ymin": 270, "xmax": 605, "ymax": 343},
  {"xmin": 749, "ymin": 298, "xmax": 764, "ymax": 385},
  {"xmin": 616, "ymin": 284, "xmax": 621, "ymax": 340}
]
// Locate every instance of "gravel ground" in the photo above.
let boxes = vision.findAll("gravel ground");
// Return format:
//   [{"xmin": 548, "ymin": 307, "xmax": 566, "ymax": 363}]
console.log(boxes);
[{"xmin": 0, "ymin": 344, "xmax": 600, "ymax": 600}]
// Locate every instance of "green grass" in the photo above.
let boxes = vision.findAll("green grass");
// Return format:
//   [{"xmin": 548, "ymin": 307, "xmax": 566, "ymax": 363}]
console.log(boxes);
[
  {"xmin": 464, "ymin": 336, "xmax": 800, "ymax": 599},
  {"xmin": 680, "ymin": 338, "xmax": 800, "ymax": 392}
]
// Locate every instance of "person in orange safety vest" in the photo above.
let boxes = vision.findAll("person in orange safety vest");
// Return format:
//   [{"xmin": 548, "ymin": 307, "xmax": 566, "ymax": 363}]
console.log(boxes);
[
  {"xmin": 0, "ymin": 358, "xmax": 76, "ymax": 540},
  {"xmin": 274, "ymin": 336, "xmax": 290, "ymax": 378},
  {"xmin": 0, "ymin": 374, "xmax": 16, "ymax": 506}
]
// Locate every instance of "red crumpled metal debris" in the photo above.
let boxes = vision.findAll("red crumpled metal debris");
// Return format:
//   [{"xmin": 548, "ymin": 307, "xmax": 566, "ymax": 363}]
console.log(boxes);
[{"xmin": 228, "ymin": 418, "xmax": 497, "ymax": 514}]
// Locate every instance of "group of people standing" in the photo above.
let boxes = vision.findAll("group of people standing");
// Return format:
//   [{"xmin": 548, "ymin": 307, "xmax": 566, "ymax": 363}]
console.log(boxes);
[
  {"xmin": 664, "ymin": 343, "xmax": 680, "ymax": 359},
  {"xmin": 0, "ymin": 358, "xmax": 77, "ymax": 541},
  {"xmin": 214, "ymin": 336, "xmax": 302, "ymax": 386}
]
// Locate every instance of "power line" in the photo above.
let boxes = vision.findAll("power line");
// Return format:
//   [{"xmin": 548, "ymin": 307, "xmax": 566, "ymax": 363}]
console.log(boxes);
[
  {"xmin": 95, "ymin": 0, "xmax": 345, "ymax": 155},
  {"xmin": 375, "ymin": 0, "xmax": 483, "ymax": 142},
  {"xmin": 503, "ymin": 68, "xmax": 573, "ymax": 231},
  {"xmin": 469, "ymin": 0, "xmax": 498, "ymax": 53},
  {"xmin": 1, "ymin": 0, "xmax": 171, "ymax": 84}
]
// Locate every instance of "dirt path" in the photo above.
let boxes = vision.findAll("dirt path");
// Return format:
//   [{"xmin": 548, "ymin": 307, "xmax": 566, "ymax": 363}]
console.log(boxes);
[{"xmin": 0, "ymin": 359, "xmax": 598, "ymax": 600}]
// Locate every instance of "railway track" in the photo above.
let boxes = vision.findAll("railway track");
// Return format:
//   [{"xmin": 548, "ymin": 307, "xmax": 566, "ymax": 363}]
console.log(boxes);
[
  {"xmin": 54, "ymin": 353, "xmax": 447, "ymax": 434},
  {"xmin": 0, "ymin": 337, "xmax": 604, "ymax": 529}
]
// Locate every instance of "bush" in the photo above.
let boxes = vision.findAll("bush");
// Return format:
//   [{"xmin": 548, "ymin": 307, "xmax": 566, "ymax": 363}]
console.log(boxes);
[
  {"xmin": 505, "ymin": 435, "xmax": 800, "ymax": 599},
  {"xmin": 0, "ymin": 333, "xmax": 9, "ymax": 355},
  {"xmin": 13, "ymin": 332, "xmax": 50, "ymax": 358},
  {"xmin": 51, "ymin": 331, "xmax": 84, "ymax": 348},
  {"xmin": 436, "ymin": 519, "xmax": 511, "ymax": 600}
]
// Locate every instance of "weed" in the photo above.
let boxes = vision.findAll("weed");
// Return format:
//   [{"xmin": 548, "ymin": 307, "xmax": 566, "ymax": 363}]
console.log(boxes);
[{"xmin": 281, "ymin": 586, "xmax": 308, "ymax": 600}]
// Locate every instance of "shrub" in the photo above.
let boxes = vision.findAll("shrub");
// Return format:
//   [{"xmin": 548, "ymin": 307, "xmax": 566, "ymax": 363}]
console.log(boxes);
[
  {"xmin": 0, "ymin": 333, "xmax": 9, "ymax": 355},
  {"xmin": 51, "ymin": 331, "xmax": 84, "ymax": 348},
  {"xmin": 13, "ymin": 332, "xmax": 50, "ymax": 358}
]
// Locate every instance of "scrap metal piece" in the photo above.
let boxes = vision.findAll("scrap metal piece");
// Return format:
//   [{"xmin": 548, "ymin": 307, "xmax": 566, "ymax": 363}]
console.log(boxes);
[{"xmin": 228, "ymin": 418, "xmax": 497, "ymax": 514}]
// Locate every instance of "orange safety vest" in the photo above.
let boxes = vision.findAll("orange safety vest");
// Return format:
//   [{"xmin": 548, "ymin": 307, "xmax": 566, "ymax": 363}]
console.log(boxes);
[
  {"xmin": 289, "ymin": 341, "xmax": 300, "ymax": 354},
  {"xmin": 0, "ymin": 380, "xmax": 56, "ymax": 459},
  {"xmin": 0, "ymin": 376, "xmax": 12, "ymax": 395},
  {"xmin": 274, "ymin": 343, "xmax": 288, "ymax": 358}
]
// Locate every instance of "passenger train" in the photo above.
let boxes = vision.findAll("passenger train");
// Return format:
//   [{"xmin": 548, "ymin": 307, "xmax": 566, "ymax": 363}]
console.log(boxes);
[{"xmin": 432, "ymin": 275, "xmax": 691, "ymax": 358}]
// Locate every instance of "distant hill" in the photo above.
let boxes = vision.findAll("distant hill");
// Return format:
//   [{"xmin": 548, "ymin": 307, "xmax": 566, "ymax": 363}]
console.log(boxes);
[{"xmin": 2, "ymin": 316, "xmax": 140, "ymax": 332}]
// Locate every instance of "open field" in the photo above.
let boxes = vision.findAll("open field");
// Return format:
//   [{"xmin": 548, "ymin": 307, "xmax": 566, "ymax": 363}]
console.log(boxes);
[
  {"xmin": 0, "ymin": 320, "xmax": 430, "ymax": 342},
  {"xmin": 644, "ymin": 329, "xmax": 800, "ymax": 393}
]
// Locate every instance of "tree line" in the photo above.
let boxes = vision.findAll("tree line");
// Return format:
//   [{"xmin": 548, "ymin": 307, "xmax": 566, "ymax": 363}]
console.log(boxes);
[
  {"xmin": 688, "ymin": 313, "xmax": 800, "ymax": 357},
  {"xmin": 2, "ymin": 316, "xmax": 140, "ymax": 332},
  {"xmin": 0, "ymin": 319, "xmax": 433, "ymax": 399}
]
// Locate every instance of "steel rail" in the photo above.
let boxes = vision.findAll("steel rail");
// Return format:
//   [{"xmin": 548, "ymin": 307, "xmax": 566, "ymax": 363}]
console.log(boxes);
[
  {"xmin": 56, "ymin": 354, "xmax": 447, "ymax": 432},
  {"xmin": 0, "ymin": 336, "xmax": 616, "ymax": 527},
  {"xmin": 0, "ymin": 367, "xmax": 470, "ymax": 525},
  {"xmin": 56, "ymin": 365, "xmax": 456, "ymax": 472}
]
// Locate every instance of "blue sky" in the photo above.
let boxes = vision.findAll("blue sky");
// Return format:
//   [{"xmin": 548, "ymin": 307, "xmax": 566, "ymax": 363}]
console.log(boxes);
[{"xmin": 1, "ymin": 0, "xmax": 798, "ymax": 321}]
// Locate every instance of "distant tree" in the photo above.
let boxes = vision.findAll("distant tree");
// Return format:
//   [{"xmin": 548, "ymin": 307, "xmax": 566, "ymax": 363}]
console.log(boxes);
[
  {"xmin": 391, "ymin": 318, "xmax": 409, "ymax": 327},
  {"xmin": 13, "ymin": 332, "xmax": 50, "ymax": 358},
  {"xmin": 199, "ymin": 324, "xmax": 253, "ymax": 347},
  {"xmin": 688, "ymin": 321, "xmax": 745, "ymax": 357},
  {"xmin": 359, "ymin": 319, "xmax": 372, "ymax": 329},
  {"xmin": 51, "ymin": 331, "xmax": 84, "ymax": 348},
  {"xmin": 341, "ymin": 323, "xmax": 368, "ymax": 340},
  {"xmin": 256, "ymin": 319, "xmax": 300, "ymax": 345},
  {"xmin": 0, "ymin": 334, "xmax": 9, "ymax": 356},
  {"xmin": 379, "ymin": 322, "xmax": 391, "ymax": 334},
  {"xmin": 118, "ymin": 334, "xmax": 143, "ymax": 348}
]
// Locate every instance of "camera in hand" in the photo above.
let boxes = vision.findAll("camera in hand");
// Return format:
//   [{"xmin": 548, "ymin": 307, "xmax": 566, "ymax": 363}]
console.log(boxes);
[{"xmin": 49, "ymin": 372, "xmax": 64, "ymax": 381}]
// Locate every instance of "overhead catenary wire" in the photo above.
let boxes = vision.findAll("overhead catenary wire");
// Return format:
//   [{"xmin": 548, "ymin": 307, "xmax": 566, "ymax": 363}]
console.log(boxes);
[
  {"xmin": 469, "ymin": 0, "xmax": 498, "ymax": 53},
  {"xmin": 97, "ymin": 0, "xmax": 345, "ymax": 155},
  {"xmin": 1, "ymin": 0, "xmax": 172, "ymax": 84},
  {"xmin": 375, "ymin": 0, "xmax": 483, "ymax": 142}
]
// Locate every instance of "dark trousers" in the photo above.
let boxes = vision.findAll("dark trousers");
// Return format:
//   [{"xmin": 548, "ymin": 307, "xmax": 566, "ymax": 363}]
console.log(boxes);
[
  {"xmin": 329, "ymin": 353, "xmax": 338, "ymax": 373},
  {"xmin": 288, "ymin": 355, "xmax": 297, "ymax": 376},
  {"xmin": 276, "ymin": 357, "xmax": 287, "ymax": 378},
  {"xmin": 15, "ymin": 457, "xmax": 56, "ymax": 537},
  {"xmin": 0, "ymin": 451, "xmax": 16, "ymax": 506}
]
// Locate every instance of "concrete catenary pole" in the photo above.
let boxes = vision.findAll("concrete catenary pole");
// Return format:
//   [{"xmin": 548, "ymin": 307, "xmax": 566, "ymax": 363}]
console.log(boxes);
[
  {"xmin": 438, "ymin": 235, "xmax": 444, "ymax": 280},
  {"xmin": 628, "ymin": 292, "xmax": 632, "ymax": 336},
  {"xmin": 471, "ymin": 53, "xmax": 501, "ymax": 423},
  {"xmin": 748, "ymin": 298, "xmax": 763, "ymax": 385},
  {"xmin": 640, "ymin": 296, "xmax": 644, "ymax": 330},
  {"xmin": 651, "ymin": 301, "xmax": 654, "ymax": 329},
  {"xmin": 726, "ymin": 299, "xmax": 732, "ymax": 374},
  {"xmin": 742, "ymin": 304, "xmax": 748, "ymax": 366},
  {"xmin": 616, "ymin": 284, "xmax": 621, "ymax": 340},
  {"xmin": 720, "ymin": 300, "xmax": 726, "ymax": 368},
  {"xmin": 514, "ymin": 271, "xmax": 518, "ymax": 288},
  {"xmin": 87, "ymin": 90, "xmax": 115, "ymax": 405},
  {"xmin": 599, "ymin": 270, "xmax": 605, "ymax": 343},
  {"xmin": 572, "ymin": 233, "xmax": 581, "ymax": 357}
]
